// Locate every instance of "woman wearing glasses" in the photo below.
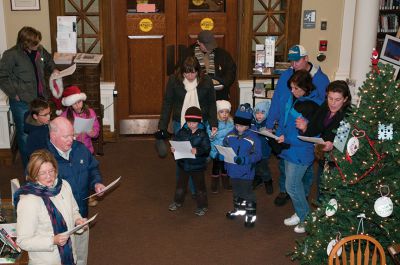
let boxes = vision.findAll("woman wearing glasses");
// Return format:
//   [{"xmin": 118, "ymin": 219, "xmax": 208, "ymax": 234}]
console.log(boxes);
[{"xmin": 15, "ymin": 149, "xmax": 87, "ymax": 265}]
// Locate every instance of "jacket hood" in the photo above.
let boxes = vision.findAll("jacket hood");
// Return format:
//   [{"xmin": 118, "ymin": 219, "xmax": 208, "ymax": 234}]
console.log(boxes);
[{"xmin": 253, "ymin": 100, "xmax": 271, "ymax": 123}]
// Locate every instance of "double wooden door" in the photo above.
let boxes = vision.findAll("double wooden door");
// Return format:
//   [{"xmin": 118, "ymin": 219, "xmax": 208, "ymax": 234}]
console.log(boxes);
[{"xmin": 113, "ymin": 0, "xmax": 238, "ymax": 134}]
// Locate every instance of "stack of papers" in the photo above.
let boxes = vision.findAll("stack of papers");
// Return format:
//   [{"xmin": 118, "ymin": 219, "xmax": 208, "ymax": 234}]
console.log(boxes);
[
  {"xmin": 169, "ymin": 141, "xmax": 195, "ymax": 160},
  {"xmin": 215, "ymin": 145, "xmax": 236, "ymax": 164},
  {"xmin": 297, "ymin": 136, "xmax": 325, "ymax": 144}
]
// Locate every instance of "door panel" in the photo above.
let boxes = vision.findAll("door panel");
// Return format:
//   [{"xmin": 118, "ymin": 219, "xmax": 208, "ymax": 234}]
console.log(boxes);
[{"xmin": 115, "ymin": 0, "xmax": 237, "ymax": 134}]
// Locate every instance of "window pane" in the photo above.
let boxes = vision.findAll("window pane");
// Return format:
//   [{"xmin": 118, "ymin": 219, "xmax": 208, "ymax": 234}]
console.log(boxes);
[
  {"xmin": 127, "ymin": 0, "xmax": 164, "ymax": 13},
  {"xmin": 189, "ymin": 0, "xmax": 225, "ymax": 12}
]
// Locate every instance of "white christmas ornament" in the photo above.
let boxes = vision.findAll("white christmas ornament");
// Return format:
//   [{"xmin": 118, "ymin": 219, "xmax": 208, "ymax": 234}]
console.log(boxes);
[
  {"xmin": 334, "ymin": 121, "xmax": 351, "ymax": 152},
  {"xmin": 378, "ymin": 123, "xmax": 393, "ymax": 140},
  {"xmin": 346, "ymin": 137, "xmax": 360, "ymax": 156},
  {"xmin": 374, "ymin": 196, "xmax": 393, "ymax": 217},
  {"xmin": 327, "ymin": 239, "xmax": 342, "ymax": 257},
  {"xmin": 374, "ymin": 186, "xmax": 393, "ymax": 218},
  {"xmin": 326, "ymin": 198, "xmax": 338, "ymax": 217}
]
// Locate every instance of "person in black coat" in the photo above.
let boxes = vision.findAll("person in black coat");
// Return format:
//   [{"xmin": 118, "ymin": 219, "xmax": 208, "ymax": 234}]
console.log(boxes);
[
  {"xmin": 296, "ymin": 80, "xmax": 352, "ymax": 200},
  {"xmin": 183, "ymin": 30, "xmax": 236, "ymax": 100},
  {"xmin": 168, "ymin": 107, "xmax": 211, "ymax": 217}
]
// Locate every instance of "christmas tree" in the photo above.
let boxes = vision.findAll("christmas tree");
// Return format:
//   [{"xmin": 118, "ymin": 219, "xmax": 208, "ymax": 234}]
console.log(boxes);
[{"xmin": 292, "ymin": 62, "xmax": 400, "ymax": 264}]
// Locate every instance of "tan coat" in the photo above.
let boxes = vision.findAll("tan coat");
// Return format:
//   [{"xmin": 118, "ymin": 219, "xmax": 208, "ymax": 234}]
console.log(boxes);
[{"xmin": 16, "ymin": 179, "xmax": 82, "ymax": 265}]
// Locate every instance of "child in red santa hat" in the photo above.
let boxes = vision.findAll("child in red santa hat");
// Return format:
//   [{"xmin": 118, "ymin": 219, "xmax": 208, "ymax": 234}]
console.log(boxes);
[{"xmin": 60, "ymin": 85, "xmax": 100, "ymax": 154}]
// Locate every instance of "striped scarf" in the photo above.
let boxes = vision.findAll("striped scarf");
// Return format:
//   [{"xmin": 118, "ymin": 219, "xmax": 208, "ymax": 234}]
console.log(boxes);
[
  {"xmin": 194, "ymin": 45, "xmax": 215, "ymax": 75},
  {"xmin": 14, "ymin": 179, "xmax": 75, "ymax": 265}
]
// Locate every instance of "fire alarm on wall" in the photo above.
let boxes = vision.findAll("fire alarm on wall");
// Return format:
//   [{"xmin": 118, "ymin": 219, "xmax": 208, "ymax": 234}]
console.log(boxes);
[{"xmin": 319, "ymin": 40, "xmax": 328, "ymax": 51}]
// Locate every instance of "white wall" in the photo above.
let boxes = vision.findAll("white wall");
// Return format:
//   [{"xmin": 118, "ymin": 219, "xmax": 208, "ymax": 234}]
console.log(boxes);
[{"xmin": 0, "ymin": 0, "xmax": 7, "ymax": 57}]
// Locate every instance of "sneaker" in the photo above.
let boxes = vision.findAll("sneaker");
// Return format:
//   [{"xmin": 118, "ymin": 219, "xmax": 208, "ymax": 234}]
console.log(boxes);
[
  {"xmin": 294, "ymin": 223, "xmax": 306, "ymax": 233},
  {"xmin": 284, "ymin": 213, "xmax": 300, "ymax": 226},
  {"xmin": 264, "ymin": 180, "xmax": 273, "ymax": 194},
  {"xmin": 168, "ymin": 202, "xmax": 182, "ymax": 211},
  {"xmin": 194, "ymin": 208, "xmax": 207, "ymax": 216},
  {"xmin": 274, "ymin": 192, "xmax": 290, "ymax": 206}
]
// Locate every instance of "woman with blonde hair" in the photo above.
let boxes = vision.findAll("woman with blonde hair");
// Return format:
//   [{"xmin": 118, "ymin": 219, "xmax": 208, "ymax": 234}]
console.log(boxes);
[{"xmin": 15, "ymin": 149, "xmax": 87, "ymax": 265}]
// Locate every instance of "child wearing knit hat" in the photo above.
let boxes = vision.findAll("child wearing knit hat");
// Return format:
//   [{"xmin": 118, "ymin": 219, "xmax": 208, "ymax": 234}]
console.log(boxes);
[
  {"xmin": 222, "ymin": 103, "xmax": 262, "ymax": 228},
  {"xmin": 169, "ymin": 106, "xmax": 211, "ymax": 216},
  {"xmin": 207, "ymin": 100, "xmax": 234, "ymax": 193},
  {"xmin": 60, "ymin": 86, "xmax": 100, "ymax": 155}
]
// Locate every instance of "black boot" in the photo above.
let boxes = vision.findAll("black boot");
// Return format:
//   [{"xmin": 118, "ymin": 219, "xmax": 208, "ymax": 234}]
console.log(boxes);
[
  {"xmin": 244, "ymin": 201, "xmax": 257, "ymax": 228},
  {"xmin": 252, "ymin": 175, "xmax": 263, "ymax": 190},
  {"xmin": 211, "ymin": 175, "xmax": 219, "ymax": 194},
  {"xmin": 264, "ymin": 180, "xmax": 273, "ymax": 194},
  {"xmin": 274, "ymin": 192, "xmax": 290, "ymax": 206},
  {"xmin": 221, "ymin": 174, "xmax": 232, "ymax": 191},
  {"xmin": 226, "ymin": 198, "xmax": 246, "ymax": 219}
]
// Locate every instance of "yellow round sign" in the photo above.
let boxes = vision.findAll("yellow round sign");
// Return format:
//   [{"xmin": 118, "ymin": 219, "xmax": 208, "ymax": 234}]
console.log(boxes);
[
  {"xmin": 200, "ymin": 18, "xmax": 214, "ymax": 31},
  {"xmin": 192, "ymin": 0, "xmax": 204, "ymax": 6},
  {"xmin": 139, "ymin": 18, "xmax": 153, "ymax": 32}
]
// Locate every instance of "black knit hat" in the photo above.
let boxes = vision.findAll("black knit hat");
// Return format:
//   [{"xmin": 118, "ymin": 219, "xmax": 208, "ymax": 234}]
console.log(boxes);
[
  {"xmin": 234, "ymin": 103, "xmax": 253, "ymax": 126},
  {"xmin": 185, "ymin": 106, "xmax": 202, "ymax": 122}
]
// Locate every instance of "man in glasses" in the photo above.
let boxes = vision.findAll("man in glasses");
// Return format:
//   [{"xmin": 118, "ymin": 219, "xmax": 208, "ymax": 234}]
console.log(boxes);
[{"xmin": 24, "ymin": 98, "xmax": 52, "ymax": 164}]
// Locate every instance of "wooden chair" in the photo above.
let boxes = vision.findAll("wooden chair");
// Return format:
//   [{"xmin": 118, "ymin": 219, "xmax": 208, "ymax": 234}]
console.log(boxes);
[{"xmin": 328, "ymin": 234, "xmax": 386, "ymax": 265}]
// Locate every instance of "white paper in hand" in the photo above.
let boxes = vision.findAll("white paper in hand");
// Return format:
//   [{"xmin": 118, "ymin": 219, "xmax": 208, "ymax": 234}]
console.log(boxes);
[
  {"xmin": 84, "ymin": 176, "xmax": 122, "ymax": 200},
  {"xmin": 251, "ymin": 129, "xmax": 279, "ymax": 140},
  {"xmin": 169, "ymin": 141, "xmax": 195, "ymax": 160},
  {"xmin": 215, "ymin": 145, "xmax": 236, "ymax": 164},
  {"xmin": 61, "ymin": 214, "xmax": 97, "ymax": 236},
  {"xmin": 297, "ymin": 136, "xmax": 325, "ymax": 144},
  {"xmin": 74, "ymin": 117, "xmax": 95, "ymax": 134}
]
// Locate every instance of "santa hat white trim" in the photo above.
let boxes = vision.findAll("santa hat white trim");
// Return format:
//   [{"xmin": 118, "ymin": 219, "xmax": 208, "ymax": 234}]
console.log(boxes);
[
  {"xmin": 62, "ymin": 93, "xmax": 87, "ymax": 106},
  {"xmin": 49, "ymin": 78, "xmax": 64, "ymax": 99}
]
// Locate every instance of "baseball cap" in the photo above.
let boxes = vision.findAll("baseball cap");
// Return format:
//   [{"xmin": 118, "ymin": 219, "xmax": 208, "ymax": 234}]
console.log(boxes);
[{"xmin": 288, "ymin": 45, "xmax": 308, "ymax": 61}]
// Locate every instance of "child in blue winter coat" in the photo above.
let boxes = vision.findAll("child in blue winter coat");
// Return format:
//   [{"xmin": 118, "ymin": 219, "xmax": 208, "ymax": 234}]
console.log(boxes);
[
  {"xmin": 207, "ymin": 100, "xmax": 234, "ymax": 193},
  {"xmin": 251, "ymin": 100, "xmax": 273, "ymax": 194},
  {"xmin": 223, "ymin": 103, "xmax": 262, "ymax": 228},
  {"xmin": 169, "ymin": 106, "xmax": 211, "ymax": 216}
]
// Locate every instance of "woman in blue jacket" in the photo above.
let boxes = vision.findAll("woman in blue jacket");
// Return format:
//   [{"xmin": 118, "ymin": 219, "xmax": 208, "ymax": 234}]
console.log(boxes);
[{"xmin": 275, "ymin": 70, "xmax": 319, "ymax": 233}]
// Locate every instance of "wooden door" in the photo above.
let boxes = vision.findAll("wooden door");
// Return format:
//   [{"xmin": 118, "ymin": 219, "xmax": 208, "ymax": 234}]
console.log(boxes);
[{"xmin": 114, "ymin": 0, "xmax": 238, "ymax": 134}]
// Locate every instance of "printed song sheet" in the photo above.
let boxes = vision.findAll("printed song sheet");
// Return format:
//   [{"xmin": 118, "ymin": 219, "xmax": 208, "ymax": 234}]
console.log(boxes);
[
  {"xmin": 251, "ymin": 129, "xmax": 279, "ymax": 140},
  {"xmin": 84, "ymin": 176, "xmax": 122, "ymax": 200},
  {"xmin": 215, "ymin": 145, "xmax": 236, "ymax": 164},
  {"xmin": 74, "ymin": 117, "xmax": 95, "ymax": 134},
  {"xmin": 61, "ymin": 214, "xmax": 97, "ymax": 236},
  {"xmin": 169, "ymin": 141, "xmax": 195, "ymax": 160},
  {"xmin": 297, "ymin": 136, "xmax": 325, "ymax": 144}
]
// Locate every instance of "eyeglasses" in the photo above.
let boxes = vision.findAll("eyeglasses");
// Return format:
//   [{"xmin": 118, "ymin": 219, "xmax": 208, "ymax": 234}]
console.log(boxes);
[
  {"xmin": 38, "ymin": 112, "xmax": 51, "ymax": 117},
  {"xmin": 37, "ymin": 168, "xmax": 56, "ymax": 177}
]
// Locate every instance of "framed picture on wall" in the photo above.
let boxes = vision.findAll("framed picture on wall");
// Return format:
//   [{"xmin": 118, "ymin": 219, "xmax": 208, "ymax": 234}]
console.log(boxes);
[
  {"xmin": 380, "ymin": 34, "xmax": 400, "ymax": 66},
  {"xmin": 10, "ymin": 0, "xmax": 40, "ymax": 11},
  {"xmin": 379, "ymin": 59, "xmax": 400, "ymax": 80}
]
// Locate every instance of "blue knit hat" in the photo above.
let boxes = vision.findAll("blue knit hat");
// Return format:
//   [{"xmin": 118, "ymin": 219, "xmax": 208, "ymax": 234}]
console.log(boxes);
[
  {"xmin": 253, "ymin": 100, "xmax": 271, "ymax": 122},
  {"xmin": 234, "ymin": 103, "xmax": 253, "ymax": 126}
]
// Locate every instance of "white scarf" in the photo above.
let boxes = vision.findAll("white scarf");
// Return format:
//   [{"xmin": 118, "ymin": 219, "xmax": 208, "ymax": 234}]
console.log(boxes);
[{"xmin": 181, "ymin": 77, "xmax": 200, "ymax": 127}]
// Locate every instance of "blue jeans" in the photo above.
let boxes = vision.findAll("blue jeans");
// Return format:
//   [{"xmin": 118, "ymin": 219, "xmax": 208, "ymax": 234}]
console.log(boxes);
[
  {"xmin": 9, "ymin": 98, "xmax": 29, "ymax": 167},
  {"xmin": 284, "ymin": 160, "xmax": 309, "ymax": 222},
  {"xmin": 278, "ymin": 158, "xmax": 314, "ymax": 196},
  {"xmin": 173, "ymin": 121, "xmax": 196, "ymax": 194}
]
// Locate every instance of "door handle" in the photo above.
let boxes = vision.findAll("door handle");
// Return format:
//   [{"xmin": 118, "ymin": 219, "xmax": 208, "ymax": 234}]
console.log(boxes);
[{"xmin": 166, "ymin": 45, "xmax": 175, "ymax": 76}]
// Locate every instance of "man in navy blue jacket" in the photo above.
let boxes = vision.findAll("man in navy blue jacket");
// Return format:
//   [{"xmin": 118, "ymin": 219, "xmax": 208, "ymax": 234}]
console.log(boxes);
[
  {"xmin": 266, "ymin": 45, "xmax": 330, "ymax": 206},
  {"xmin": 47, "ymin": 117, "xmax": 105, "ymax": 265}
]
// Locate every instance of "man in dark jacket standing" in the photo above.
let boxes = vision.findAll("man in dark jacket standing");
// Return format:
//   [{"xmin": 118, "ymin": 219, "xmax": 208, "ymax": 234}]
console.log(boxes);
[
  {"xmin": 0, "ymin": 26, "xmax": 58, "ymax": 166},
  {"xmin": 186, "ymin": 30, "xmax": 236, "ymax": 100},
  {"xmin": 47, "ymin": 117, "xmax": 105, "ymax": 265}
]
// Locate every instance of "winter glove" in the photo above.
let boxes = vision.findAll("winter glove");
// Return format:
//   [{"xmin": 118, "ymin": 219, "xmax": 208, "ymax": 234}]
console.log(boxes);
[
  {"xmin": 234, "ymin": 156, "xmax": 246, "ymax": 165},
  {"xmin": 155, "ymin": 139, "xmax": 168, "ymax": 158},
  {"xmin": 154, "ymin": 129, "xmax": 170, "ymax": 140}
]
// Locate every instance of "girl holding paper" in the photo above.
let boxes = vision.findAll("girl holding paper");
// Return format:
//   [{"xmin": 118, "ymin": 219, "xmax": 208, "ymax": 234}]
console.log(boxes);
[
  {"xmin": 61, "ymin": 85, "xmax": 100, "ymax": 154},
  {"xmin": 15, "ymin": 149, "xmax": 86, "ymax": 265}
]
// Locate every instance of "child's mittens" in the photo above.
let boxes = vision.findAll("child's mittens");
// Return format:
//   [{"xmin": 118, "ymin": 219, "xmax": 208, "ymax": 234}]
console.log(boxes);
[{"xmin": 234, "ymin": 156, "xmax": 246, "ymax": 165}]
